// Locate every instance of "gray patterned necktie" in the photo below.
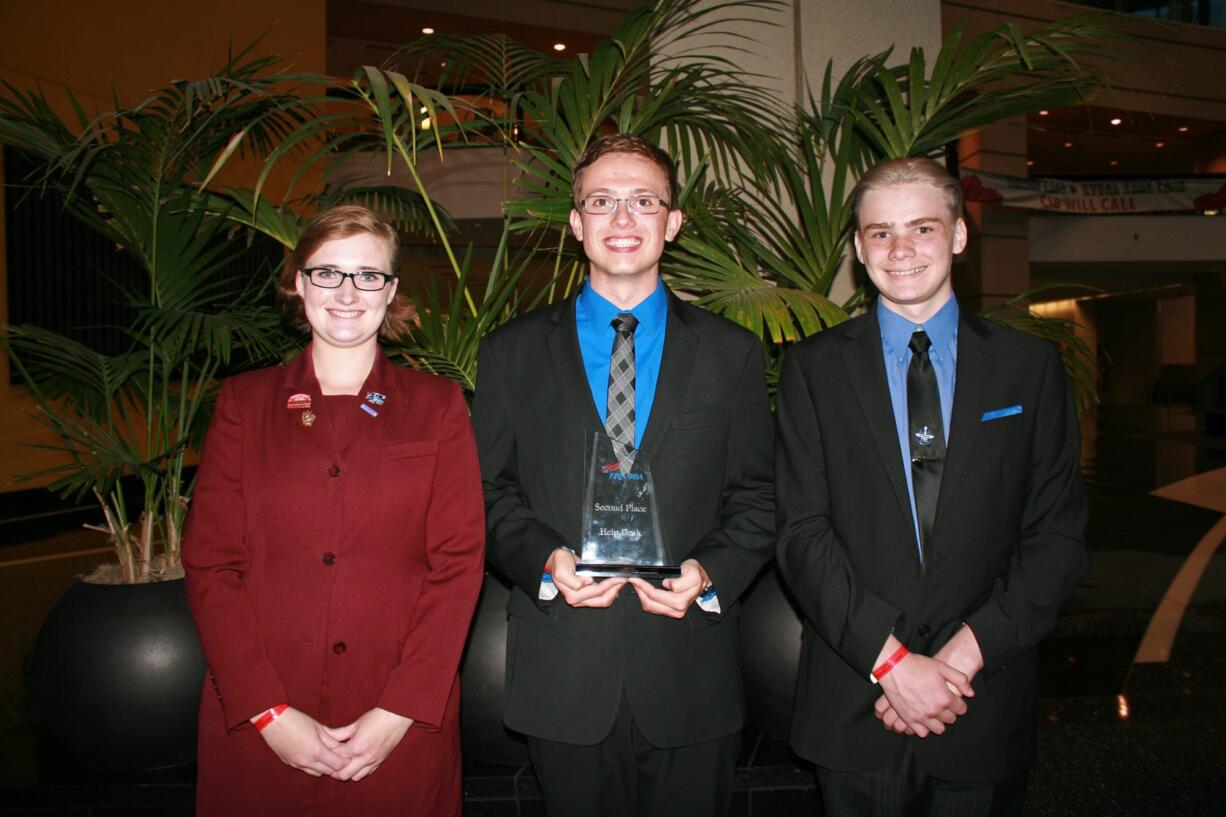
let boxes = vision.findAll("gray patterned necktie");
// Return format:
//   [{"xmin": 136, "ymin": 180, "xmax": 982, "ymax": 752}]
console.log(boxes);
[{"xmin": 606, "ymin": 313, "xmax": 639, "ymax": 472}]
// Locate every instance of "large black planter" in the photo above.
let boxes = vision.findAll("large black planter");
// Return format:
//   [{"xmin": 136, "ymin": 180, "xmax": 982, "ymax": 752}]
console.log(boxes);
[
  {"xmin": 32, "ymin": 577, "xmax": 205, "ymax": 772},
  {"xmin": 459, "ymin": 573, "xmax": 529, "ymax": 766},
  {"xmin": 739, "ymin": 565, "xmax": 804, "ymax": 740}
]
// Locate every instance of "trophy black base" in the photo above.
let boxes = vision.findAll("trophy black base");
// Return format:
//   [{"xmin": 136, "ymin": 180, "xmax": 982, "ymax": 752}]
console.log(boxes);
[{"xmin": 576, "ymin": 563, "xmax": 682, "ymax": 579}]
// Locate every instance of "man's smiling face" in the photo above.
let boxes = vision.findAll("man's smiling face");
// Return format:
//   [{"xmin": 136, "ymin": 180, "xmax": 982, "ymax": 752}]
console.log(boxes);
[
  {"xmin": 854, "ymin": 180, "xmax": 967, "ymax": 323},
  {"xmin": 569, "ymin": 152, "xmax": 682, "ymax": 292}
]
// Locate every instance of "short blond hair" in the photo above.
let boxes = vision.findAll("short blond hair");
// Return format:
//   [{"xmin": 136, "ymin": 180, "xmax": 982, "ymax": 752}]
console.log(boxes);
[
  {"xmin": 278, "ymin": 205, "xmax": 415, "ymax": 340},
  {"xmin": 851, "ymin": 157, "xmax": 963, "ymax": 227}
]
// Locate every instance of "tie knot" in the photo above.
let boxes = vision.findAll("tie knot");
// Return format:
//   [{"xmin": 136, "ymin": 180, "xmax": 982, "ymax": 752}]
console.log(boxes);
[
  {"xmin": 908, "ymin": 330, "xmax": 932, "ymax": 355},
  {"xmin": 612, "ymin": 313, "xmax": 639, "ymax": 334}
]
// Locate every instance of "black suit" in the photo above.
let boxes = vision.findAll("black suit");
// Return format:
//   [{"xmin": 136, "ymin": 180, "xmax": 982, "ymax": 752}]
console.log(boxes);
[
  {"xmin": 472, "ymin": 290, "xmax": 774, "ymax": 752},
  {"xmin": 776, "ymin": 306, "xmax": 1088, "ymax": 783}
]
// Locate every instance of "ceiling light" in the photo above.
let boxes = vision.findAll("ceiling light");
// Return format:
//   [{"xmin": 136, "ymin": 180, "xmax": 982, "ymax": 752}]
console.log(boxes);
[
  {"xmin": 1063, "ymin": 141, "xmax": 1073, "ymax": 148},
  {"xmin": 1038, "ymin": 110, "xmax": 1050, "ymax": 116},
  {"xmin": 1027, "ymin": 160, "xmax": 1035, "ymax": 166},
  {"xmin": 1109, "ymin": 117, "xmax": 1122, "ymax": 126},
  {"xmin": 1155, "ymin": 141, "xmax": 1165, "ymax": 148},
  {"xmin": 553, "ymin": 43, "xmax": 566, "ymax": 52},
  {"xmin": 1110, "ymin": 160, "xmax": 1119, "ymax": 166},
  {"xmin": 421, "ymin": 27, "xmax": 434, "ymax": 34},
  {"xmin": 1178, "ymin": 125, "xmax": 1189, "ymax": 133}
]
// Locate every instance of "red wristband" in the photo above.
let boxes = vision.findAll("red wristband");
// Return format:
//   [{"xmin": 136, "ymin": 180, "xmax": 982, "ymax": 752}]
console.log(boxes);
[
  {"xmin": 253, "ymin": 704, "xmax": 289, "ymax": 731},
  {"xmin": 871, "ymin": 644, "xmax": 910, "ymax": 683}
]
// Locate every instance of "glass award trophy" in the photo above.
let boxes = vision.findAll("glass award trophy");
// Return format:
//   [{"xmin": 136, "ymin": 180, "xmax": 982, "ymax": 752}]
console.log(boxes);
[{"xmin": 577, "ymin": 429, "xmax": 679, "ymax": 578}]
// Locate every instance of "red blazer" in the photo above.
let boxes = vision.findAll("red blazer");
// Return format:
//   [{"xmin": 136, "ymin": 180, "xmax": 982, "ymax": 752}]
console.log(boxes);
[{"xmin": 183, "ymin": 346, "xmax": 485, "ymax": 817}]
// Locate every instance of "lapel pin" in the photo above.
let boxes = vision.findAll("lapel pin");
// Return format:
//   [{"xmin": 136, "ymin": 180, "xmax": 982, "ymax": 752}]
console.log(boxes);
[
  {"xmin": 360, "ymin": 403, "xmax": 379, "ymax": 417},
  {"xmin": 365, "ymin": 391, "xmax": 386, "ymax": 406},
  {"xmin": 287, "ymin": 393, "xmax": 312, "ymax": 410},
  {"xmin": 914, "ymin": 426, "xmax": 935, "ymax": 446},
  {"xmin": 301, "ymin": 410, "xmax": 316, "ymax": 427}
]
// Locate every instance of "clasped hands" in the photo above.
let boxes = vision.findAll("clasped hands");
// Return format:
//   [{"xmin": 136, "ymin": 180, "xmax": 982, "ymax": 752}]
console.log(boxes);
[
  {"xmin": 545, "ymin": 548, "xmax": 710, "ymax": 618},
  {"xmin": 257, "ymin": 705, "xmax": 412, "ymax": 781},
  {"xmin": 874, "ymin": 625, "xmax": 984, "ymax": 738}
]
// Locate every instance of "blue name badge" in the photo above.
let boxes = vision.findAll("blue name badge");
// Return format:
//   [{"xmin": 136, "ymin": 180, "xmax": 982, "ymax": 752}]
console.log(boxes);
[{"xmin": 981, "ymin": 405, "xmax": 1023, "ymax": 422}]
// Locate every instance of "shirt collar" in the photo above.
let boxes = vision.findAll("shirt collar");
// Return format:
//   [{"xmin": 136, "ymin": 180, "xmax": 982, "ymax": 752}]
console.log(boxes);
[
  {"xmin": 877, "ymin": 294, "xmax": 959, "ymax": 360},
  {"xmin": 577, "ymin": 278, "xmax": 668, "ymax": 334}
]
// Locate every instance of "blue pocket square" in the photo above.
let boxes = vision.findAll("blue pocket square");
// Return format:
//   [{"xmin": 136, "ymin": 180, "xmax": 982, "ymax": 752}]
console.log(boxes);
[{"xmin": 981, "ymin": 405, "xmax": 1023, "ymax": 422}]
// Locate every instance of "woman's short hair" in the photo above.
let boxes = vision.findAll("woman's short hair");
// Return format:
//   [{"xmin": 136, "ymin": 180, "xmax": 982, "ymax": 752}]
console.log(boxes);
[
  {"xmin": 572, "ymin": 133, "xmax": 679, "ymax": 209},
  {"xmin": 850, "ymin": 157, "xmax": 963, "ymax": 227},
  {"xmin": 278, "ymin": 204, "xmax": 415, "ymax": 340}
]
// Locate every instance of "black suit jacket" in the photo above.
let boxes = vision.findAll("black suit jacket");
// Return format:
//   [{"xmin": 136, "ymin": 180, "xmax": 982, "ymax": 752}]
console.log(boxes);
[
  {"xmin": 776, "ymin": 306, "xmax": 1088, "ymax": 782},
  {"xmin": 471, "ymin": 290, "xmax": 774, "ymax": 748}
]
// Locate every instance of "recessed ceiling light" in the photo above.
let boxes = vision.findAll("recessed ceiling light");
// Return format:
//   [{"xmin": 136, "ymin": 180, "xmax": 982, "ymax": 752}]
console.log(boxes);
[
  {"xmin": 553, "ymin": 43, "xmax": 566, "ymax": 52},
  {"xmin": 1109, "ymin": 117, "xmax": 1122, "ymax": 126},
  {"xmin": 1063, "ymin": 141, "xmax": 1073, "ymax": 148},
  {"xmin": 421, "ymin": 27, "xmax": 434, "ymax": 34},
  {"xmin": 1178, "ymin": 125, "xmax": 1190, "ymax": 133},
  {"xmin": 1110, "ymin": 160, "xmax": 1119, "ymax": 166},
  {"xmin": 1155, "ymin": 141, "xmax": 1165, "ymax": 148},
  {"xmin": 1027, "ymin": 160, "xmax": 1035, "ymax": 166},
  {"xmin": 1039, "ymin": 110, "xmax": 1050, "ymax": 116}
]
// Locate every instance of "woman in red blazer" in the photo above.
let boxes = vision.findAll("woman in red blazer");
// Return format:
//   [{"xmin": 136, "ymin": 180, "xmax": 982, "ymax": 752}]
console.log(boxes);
[{"xmin": 184, "ymin": 205, "xmax": 485, "ymax": 816}]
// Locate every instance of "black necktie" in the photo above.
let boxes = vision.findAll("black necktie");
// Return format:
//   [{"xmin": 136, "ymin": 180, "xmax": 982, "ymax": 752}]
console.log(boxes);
[
  {"xmin": 907, "ymin": 330, "xmax": 946, "ymax": 557},
  {"xmin": 606, "ymin": 313, "xmax": 638, "ymax": 472}
]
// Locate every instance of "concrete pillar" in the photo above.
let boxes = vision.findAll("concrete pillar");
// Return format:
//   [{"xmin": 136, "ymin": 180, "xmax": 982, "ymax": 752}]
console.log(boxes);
[{"xmin": 957, "ymin": 116, "xmax": 1031, "ymax": 312}]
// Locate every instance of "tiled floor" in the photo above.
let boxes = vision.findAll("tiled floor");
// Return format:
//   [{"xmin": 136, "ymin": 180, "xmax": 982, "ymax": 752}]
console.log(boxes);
[{"xmin": 2, "ymin": 417, "xmax": 1225, "ymax": 816}]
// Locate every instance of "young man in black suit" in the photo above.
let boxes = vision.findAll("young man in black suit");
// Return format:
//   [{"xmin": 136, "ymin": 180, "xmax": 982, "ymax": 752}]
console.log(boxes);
[
  {"xmin": 776, "ymin": 157, "xmax": 1089, "ymax": 816},
  {"xmin": 471, "ymin": 134, "xmax": 774, "ymax": 817}
]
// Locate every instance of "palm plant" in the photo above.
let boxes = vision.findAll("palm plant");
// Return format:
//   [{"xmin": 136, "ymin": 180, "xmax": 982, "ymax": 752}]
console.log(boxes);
[
  {"xmin": 0, "ymin": 51, "xmax": 313, "ymax": 581},
  {"xmin": 0, "ymin": 48, "xmax": 445, "ymax": 582}
]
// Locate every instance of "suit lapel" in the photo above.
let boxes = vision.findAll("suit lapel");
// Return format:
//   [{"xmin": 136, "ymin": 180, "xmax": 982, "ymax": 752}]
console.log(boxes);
[
  {"xmin": 546, "ymin": 297, "xmax": 605, "ymax": 434},
  {"xmin": 638, "ymin": 293, "xmax": 697, "ymax": 462},
  {"xmin": 934, "ymin": 313, "xmax": 995, "ymax": 530},
  {"xmin": 842, "ymin": 312, "xmax": 913, "ymax": 523}
]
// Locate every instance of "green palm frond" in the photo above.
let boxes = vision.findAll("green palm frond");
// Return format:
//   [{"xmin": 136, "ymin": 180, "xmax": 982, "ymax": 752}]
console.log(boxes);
[
  {"xmin": 853, "ymin": 17, "xmax": 1119, "ymax": 160},
  {"xmin": 503, "ymin": 0, "xmax": 785, "ymax": 231}
]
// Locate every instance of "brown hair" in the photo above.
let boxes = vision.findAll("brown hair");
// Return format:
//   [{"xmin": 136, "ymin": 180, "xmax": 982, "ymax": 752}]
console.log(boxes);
[
  {"xmin": 278, "ymin": 204, "xmax": 415, "ymax": 340},
  {"xmin": 850, "ymin": 157, "xmax": 963, "ymax": 227},
  {"xmin": 572, "ymin": 133, "xmax": 679, "ymax": 209}
]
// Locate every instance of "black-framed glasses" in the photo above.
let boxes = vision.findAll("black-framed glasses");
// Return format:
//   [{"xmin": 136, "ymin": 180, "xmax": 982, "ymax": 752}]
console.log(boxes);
[
  {"xmin": 576, "ymin": 195, "xmax": 670, "ymax": 215},
  {"xmin": 301, "ymin": 267, "xmax": 395, "ymax": 291}
]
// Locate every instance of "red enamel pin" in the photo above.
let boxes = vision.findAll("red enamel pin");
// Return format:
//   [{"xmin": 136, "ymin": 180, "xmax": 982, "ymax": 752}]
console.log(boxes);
[{"xmin": 287, "ymin": 393, "xmax": 312, "ymax": 410}]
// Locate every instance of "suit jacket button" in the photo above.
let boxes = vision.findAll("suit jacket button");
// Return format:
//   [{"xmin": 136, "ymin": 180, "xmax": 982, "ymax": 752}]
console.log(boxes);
[
  {"xmin": 332, "ymin": 641, "xmax": 347, "ymax": 655},
  {"xmin": 322, "ymin": 552, "xmax": 337, "ymax": 566},
  {"xmin": 327, "ymin": 465, "xmax": 341, "ymax": 477},
  {"xmin": 917, "ymin": 624, "xmax": 932, "ymax": 637}
]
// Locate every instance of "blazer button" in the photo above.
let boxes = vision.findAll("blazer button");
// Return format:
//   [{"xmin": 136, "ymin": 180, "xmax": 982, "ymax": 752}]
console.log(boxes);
[
  {"xmin": 327, "ymin": 465, "xmax": 341, "ymax": 477},
  {"xmin": 917, "ymin": 624, "xmax": 932, "ymax": 637},
  {"xmin": 332, "ymin": 641, "xmax": 347, "ymax": 655},
  {"xmin": 322, "ymin": 552, "xmax": 337, "ymax": 566}
]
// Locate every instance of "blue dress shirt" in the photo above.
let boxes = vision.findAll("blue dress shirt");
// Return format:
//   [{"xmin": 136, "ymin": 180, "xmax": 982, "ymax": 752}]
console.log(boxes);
[
  {"xmin": 575, "ymin": 279, "xmax": 668, "ymax": 449},
  {"xmin": 878, "ymin": 295, "xmax": 958, "ymax": 561}
]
